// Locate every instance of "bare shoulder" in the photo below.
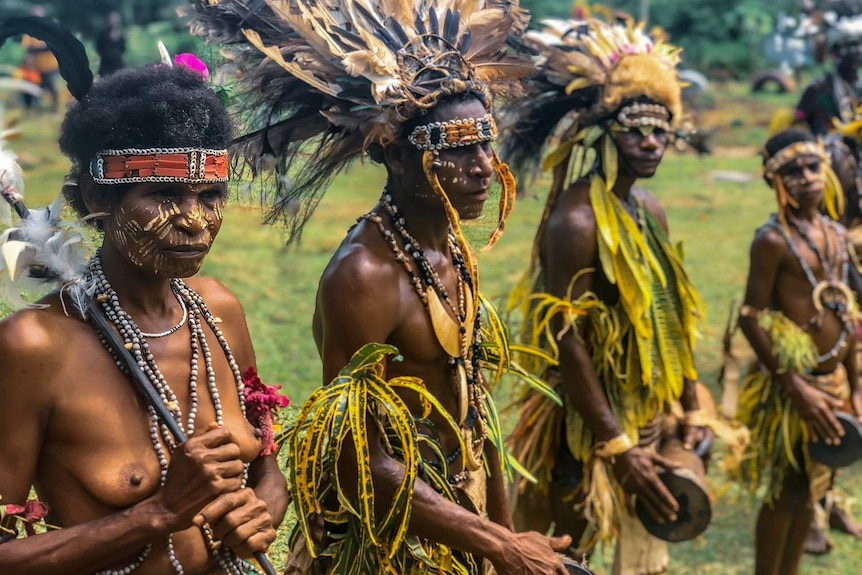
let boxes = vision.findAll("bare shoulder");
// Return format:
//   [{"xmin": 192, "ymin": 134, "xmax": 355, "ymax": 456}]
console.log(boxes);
[
  {"xmin": 634, "ymin": 186, "xmax": 668, "ymax": 230},
  {"xmin": 0, "ymin": 300, "xmax": 77, "ymax": 357},
  {"xmin": 750, "ymin": 221, "xmax": 789, "ymax": 255},
  {"xmin": 544, "ymin": 181, "xmax": 597, "ymax": 253},
  {"xmin": 318, "ymin": 221, "xmax": 402, "ymax": 306},
  {"xmin": 185, "ymin": 276, "xmax": 245, "ymax": 319},
  {"xmin": 0, "ymin": 298, "xmax": 81, "ymax": 392},
  {"xmin": 314, "ymin": 221, "xmax": 403, "ymax": 370}
]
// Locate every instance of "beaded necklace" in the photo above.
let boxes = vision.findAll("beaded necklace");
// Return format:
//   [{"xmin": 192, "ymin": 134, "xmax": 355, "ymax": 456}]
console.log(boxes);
[
  {"xmin": 139, "ymin": 288, "xmax": 188, "ymax": 339},
  {"xmin": 86, "ymin": 251, "xmax": 262, "ymax": 575},
  {"xmin": 769, "ymin": 214, "xmax": 853, "ymax": 363},
  {"xmin": 359, "ymin": 191, "xmax": 489, "ymax": 482}
]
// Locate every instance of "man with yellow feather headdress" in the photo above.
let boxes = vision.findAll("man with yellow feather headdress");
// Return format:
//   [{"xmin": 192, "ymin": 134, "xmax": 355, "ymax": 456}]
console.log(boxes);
[
  {"xmin": 190, "ymin": 1, "xmax": 575, "ymax": 574},
  {"xmin": 501, "ymin": 14, "xmax": 708, "ymax": 575},
  {"xmin": 733, "ymin": 127, "xmax": 862, "ymax": 575}
]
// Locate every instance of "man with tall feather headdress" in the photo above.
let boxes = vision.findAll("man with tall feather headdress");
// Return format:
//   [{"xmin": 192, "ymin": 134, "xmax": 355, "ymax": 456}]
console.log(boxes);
[
  {"xmin": 500, "ymin": 15, "xmax": 710, "ymax": 575},
  {"xmin": 189, "ymin": 1, "xmax": 576, "ymax": 574},
  {"xmin": 732, "ymin": 127, "xmax": 862, "ymax": 575}
]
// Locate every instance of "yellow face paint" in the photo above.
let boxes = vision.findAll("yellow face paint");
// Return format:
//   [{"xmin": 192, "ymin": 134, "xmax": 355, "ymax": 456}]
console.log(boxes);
[{"xmin": 104, "ymin": 182, "xmax": 226, "ymax": 277}]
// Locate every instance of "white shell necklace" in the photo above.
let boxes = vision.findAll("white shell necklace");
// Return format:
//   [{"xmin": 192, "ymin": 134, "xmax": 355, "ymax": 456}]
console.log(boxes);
[{"xmin": 139, "ymin": 287, "xmax": 188, "ymax": 339}]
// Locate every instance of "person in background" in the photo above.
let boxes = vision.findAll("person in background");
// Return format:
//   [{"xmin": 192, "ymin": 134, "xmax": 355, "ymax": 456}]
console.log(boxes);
[{"xmin": 95, "ymin": 10, "xmax": 126, "ymax": 77}]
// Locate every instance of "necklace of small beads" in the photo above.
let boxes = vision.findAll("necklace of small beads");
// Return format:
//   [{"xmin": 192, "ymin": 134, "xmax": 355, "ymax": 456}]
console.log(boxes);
[
  {"xmin": 139, "ymin": 288, "xmax": 188, "ymax": 338},
  {"xmin": 379, "ymin": 191, "xmax": 463, "ymax": 317},
  {"xmin": 87, "ymin": 251, "xmax": 261, "ymax": 575},
  {"xmin": 361, "ymin": 192, "xmax": 489, "ymax": 480}
]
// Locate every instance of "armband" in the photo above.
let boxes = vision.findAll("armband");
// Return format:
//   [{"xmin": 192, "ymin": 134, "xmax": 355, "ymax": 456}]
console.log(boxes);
[
  {"xmin": 738, "ymin": 304, "xmax": 762, "ymax": 320},
  {"xmin": 593, "ymin": 433, "xmax": 634, "ymax": 460}
]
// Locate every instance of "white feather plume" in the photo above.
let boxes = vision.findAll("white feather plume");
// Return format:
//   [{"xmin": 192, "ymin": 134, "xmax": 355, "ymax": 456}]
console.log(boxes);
[
  {"xmin": 0, "ymin": 115, "xmax": 24, "ymax": 228},
  {"xmin": 158, "ymin": 41, "xmax": 174, "ymax": 67},
  {"xmin": 0, "ymin": 193, "xmax": 92, "ymax": 312}
]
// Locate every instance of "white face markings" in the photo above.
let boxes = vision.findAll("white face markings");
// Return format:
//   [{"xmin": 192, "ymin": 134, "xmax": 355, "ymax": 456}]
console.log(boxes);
[{"xmin": 778, "ymin": 154, "xmax": 825, "ymax": 202}]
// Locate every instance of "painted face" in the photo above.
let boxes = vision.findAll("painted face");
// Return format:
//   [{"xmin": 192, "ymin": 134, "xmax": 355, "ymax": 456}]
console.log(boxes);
[
  {"xmin": 103, "ymin": 181, "xmax": 226, "ymax": 277},
  {"xmin": 424, "ymin": 99, "xmax": 495, "ymax": 221},
  {"xmin": 777, "ymin": 154, "xmax": 824, "ymax": 205},
  {"xmin": 612, "ymin": 124, "xmax": 669, "ymax": 179}
]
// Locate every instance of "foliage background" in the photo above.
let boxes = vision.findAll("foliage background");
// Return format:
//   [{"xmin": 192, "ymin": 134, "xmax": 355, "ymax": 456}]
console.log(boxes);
[
  {"xmin": 1, "ymin": 1, "xmax": 862, "ymax": 574},
  {"xmin": 0, "ymin": 1, "xmax": 833, "ymax": 78}
]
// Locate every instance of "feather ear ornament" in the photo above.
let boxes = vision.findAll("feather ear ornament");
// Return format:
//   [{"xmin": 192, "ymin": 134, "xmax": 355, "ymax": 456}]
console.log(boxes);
[
  {"xmin": 0, "ymin": 138, "xmax": 92, "ymax": 312},
  {"xmin": 0, "ymin": 175, "xmax": 92, "ymax": 313}
]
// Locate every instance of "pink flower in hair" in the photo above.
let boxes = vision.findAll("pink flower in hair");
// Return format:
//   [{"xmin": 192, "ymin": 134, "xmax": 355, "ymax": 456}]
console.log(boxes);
[{"xmin": 174, "ymin": 53, "xmax": 210, "ymax": 80}]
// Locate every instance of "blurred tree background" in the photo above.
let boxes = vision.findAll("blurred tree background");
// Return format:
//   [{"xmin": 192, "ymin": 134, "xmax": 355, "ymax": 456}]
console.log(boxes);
[
  {"xmin": 0, "ymin": 1, "xmax": 843, "ymax": 88},
  {"xmin": 522, "ymin": 0, "xmax": 822, "ymax": 79},
  {"xmin": 0, "ymin": 0, "xmax": 205, "ymax": 69}
]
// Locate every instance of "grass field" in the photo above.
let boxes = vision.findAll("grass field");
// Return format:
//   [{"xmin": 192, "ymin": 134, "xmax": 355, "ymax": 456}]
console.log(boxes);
[{"xmin": 2, "ymin": 84, "xmax": 860, "ymax": 574}]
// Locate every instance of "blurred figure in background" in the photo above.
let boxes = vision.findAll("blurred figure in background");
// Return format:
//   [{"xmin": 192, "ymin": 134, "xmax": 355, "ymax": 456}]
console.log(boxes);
[
  {"xmin": 20, "ymin": 5, "xmax": 59, "ymax": 112},
  {"xmin": 13, "ymin": 54, "xmax": 41, "ymax": 111},
  {"xmin": 95, "ymin": 10, "xmax": 125, "ymax": 77}
]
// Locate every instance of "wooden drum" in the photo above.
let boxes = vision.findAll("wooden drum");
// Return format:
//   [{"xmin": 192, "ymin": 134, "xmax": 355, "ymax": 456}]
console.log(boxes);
[
  {"xmin": 635, "ymin": 437, "xmax": 712, "ymax": 542},
  {"xmin": 808, "ymin": 411, "xmax": 862, "ymax": 468}
]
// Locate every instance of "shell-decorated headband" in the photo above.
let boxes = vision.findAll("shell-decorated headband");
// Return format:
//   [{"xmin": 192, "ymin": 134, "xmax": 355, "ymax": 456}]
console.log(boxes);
[
  {"xmin": 89, "ymin": 147, "xmax": 229, "ymax": 185},
  {"xmin": 762, "ymin": 141, "xmax": 829, "ymax": 181}
]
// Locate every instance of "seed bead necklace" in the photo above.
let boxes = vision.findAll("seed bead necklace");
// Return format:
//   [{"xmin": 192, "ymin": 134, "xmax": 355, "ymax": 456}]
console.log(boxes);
[
  {"xmin": 139, "ymin": 288, "xmax": 188, "ymax": 339},
  {"xmin": 359, "ymin": 191, "xmax": 489, "ymax": 481},
  {"xmin": 87, "ymin": 251, "xmax": 261, "ymax": 575}
]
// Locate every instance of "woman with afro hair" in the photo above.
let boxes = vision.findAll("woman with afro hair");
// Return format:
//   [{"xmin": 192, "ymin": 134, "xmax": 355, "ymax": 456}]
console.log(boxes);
[{"xmin": 0, "ymin": 28, "xmax": 288, "ymax": 575}]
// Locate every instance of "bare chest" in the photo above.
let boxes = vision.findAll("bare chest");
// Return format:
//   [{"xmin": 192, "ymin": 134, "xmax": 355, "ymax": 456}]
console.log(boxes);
[{"xmin": 35, "ymin": 328, "xmax": 261, "ymax": 521}]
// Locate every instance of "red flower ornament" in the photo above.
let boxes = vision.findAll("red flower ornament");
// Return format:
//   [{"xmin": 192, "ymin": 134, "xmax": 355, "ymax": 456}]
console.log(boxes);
[{"xmin": 242, "ymin": 367, "xmax": 290, "ymax": 456}]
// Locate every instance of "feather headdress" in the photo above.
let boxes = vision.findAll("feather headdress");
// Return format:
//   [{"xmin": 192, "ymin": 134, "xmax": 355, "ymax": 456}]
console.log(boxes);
[
  {"xmin": 500, "ymin": 16, "xmax": 683, "ymax": 179},
  {"xmin": 503, "ymin": 15, "xmax": 703, "ymax": 402},
  {"xmin": 188, "ymin": 0, "xmax": 532, "ymax": 241}
]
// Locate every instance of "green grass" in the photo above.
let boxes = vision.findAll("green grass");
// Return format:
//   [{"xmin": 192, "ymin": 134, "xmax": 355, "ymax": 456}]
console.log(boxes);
[{"xmin": 2, "ymin": 84, "xmax": 861, "ymax": 574}]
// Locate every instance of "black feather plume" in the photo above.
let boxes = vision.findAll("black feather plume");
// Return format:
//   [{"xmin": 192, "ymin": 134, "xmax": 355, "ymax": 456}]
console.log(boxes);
[
  {"xmin": 443, "ymin": 9, "xmax": 459, "ymax": 46},
  {"xmin": 0, "ymin": 16, "xmax": 92, "ymax": 101}
]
